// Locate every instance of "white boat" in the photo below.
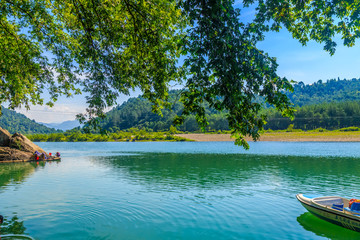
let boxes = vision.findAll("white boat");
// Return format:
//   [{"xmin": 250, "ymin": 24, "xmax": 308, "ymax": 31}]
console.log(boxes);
[{"xmin": 296, "ymin": 194, "xmax": 360, "ymax": 232}]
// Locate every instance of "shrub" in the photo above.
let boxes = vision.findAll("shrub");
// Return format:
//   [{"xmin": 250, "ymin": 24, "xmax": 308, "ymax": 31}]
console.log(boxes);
[
  {"xmin": 311, "ymin": 128, "xmax": 328, "ymax": 132},
  {"xmin": 339, "ymin": 127, "xmax": 360, "ymax": 132}
]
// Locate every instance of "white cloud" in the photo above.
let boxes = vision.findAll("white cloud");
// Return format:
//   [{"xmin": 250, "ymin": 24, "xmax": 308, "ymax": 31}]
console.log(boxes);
[
  {"xmin": 14, "ymin": 89, "xmax": 141, "ymax": 123},
  {"xmin": 16, "ymin": 104, "xmax": 86, "ymax": 123}
]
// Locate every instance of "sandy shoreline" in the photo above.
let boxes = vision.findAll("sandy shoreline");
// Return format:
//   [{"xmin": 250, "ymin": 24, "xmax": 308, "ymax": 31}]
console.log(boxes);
[{"xmin": 176, "ymin": 132, "xmax": 360, "ymax": 142}]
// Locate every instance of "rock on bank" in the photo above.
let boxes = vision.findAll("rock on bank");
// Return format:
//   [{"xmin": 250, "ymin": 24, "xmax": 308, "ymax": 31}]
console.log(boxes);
[{"xmin": 0, "ymin": 127, "xmax": 47, "ymax": 162}]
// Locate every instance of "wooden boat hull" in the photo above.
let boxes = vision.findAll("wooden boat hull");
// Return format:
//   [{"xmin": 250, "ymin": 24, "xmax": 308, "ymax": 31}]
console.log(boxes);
[
  {"xmin": 33, "ymin": 157, "xmax": 61, "ymax": 162},
  {"xmin": 0, "ymin": 157, "xmax": 61, "ymax": 163},
  {"xmin": 297, "ymin": 194, "xmax": 360, "ymax": 232}
]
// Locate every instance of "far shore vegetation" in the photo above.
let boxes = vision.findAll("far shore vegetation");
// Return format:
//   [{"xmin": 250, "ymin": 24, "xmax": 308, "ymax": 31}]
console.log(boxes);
[
  {"xmin": 27, "ymin": 127, "xmax": 192, "ymax": 142},
  {"xmin": 26, "ymin": 125, "xmax": 360, "ymax": 142}
]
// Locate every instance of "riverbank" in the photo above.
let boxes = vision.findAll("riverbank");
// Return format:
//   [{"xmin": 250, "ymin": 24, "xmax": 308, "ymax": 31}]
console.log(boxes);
[
  {"xmin": 27, "ymin": 129, "xmax": 360, "ymax": 142},
  {"xmin": 176, "ymin": 131, "xmax": 360, "ymax": 142}
]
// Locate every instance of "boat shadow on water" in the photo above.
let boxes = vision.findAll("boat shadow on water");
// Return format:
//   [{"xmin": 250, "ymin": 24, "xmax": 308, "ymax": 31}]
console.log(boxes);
[
  {"xmin": 0, "ymin": 215, "xmax": 34, "ymax": 240},
  {"xmin": 297, "ymin": 212, "xmax": 360, "ymax": 239}
]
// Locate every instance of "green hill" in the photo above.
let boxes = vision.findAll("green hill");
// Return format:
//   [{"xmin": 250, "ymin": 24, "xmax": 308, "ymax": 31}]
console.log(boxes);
[
  {"xmin": 0, "ymin": 107, "xmax": 61, "ymax": 134},
  {"xmin": 288, "ymin": 78, "xmax": 360, "ymax": 106},
  {"xmin": 101, "ymin": 91, "xmax": 229, "ymax": 132},
  {"xmin": 99, "ymin": 78, "xmax": 360, "ymax": 132}
]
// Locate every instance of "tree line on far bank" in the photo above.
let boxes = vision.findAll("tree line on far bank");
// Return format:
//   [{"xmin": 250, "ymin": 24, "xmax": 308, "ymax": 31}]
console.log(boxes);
[
  {"xmin": 264, "ymin": 101, "xmax": 360, "ymax": 131},
  {"xmin": 98, "ymin": 78, "xmax": 360, "ymax": 133},
  {"xmin": 89, "ymin": 99, "xmax": 360, "ymax": 133}
]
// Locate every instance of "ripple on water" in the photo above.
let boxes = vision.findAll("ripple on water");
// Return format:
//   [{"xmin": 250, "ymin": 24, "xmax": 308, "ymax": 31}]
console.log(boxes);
[{"xmin": 1, "ymin": 235, "xmax": 35, "ymax": 240}]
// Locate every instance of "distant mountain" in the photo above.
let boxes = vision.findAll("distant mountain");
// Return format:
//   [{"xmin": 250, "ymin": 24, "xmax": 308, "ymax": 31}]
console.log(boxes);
[
  {"xmin": 40, "ymin": 120, "xmax": 82, "ymax": 131},
  {"xmin": 0, "ymin": 107, "xmax": 61, "ymax": 134}
]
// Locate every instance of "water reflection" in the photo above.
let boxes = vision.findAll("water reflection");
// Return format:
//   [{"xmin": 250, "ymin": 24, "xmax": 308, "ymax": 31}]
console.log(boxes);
[
  {"xmin": 93, "ymin": 153, "xmax": 264, "ymax": 190},
  {"xmin": 0, "ymin": 161, "xmax": 58, "ymax": 190},
  {"xmin": 1, "ymin": 216, "xmax": 26, "ymax": 235},
  {"xmin": 0, "ymin": 163, "xmax": 36, "ymax": 190},
  {"xmin": 0, "ymin": 161, "xmax": 58, "ymax": 239},
  {"xmin": 0, "ymin": 215, "xmax": 36, "ymax": 239},
  {"xmin": 297, "ymin": 212, "xmax": 360, "ymax": 239},
  {"xmin": 92, "ymin": 153, "xmax": 360, "ymax": 196},
  {"xmin": 0, "ymin": 161, "xmax": 60, "ymax": 190}
]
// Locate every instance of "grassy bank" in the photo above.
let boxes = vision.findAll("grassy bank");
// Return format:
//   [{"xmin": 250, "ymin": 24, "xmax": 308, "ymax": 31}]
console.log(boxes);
[
  {"xmin": 257, "ymin": 131, "xmax": 360, "ymax": 142},
  {"xmin": 177, "ymin": 127, "xmax": 360, "ymax": 142}
]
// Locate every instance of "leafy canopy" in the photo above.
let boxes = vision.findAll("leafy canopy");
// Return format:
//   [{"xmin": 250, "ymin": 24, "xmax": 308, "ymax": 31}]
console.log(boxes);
[{"xmin": 1, "ymin": 0, "xmax": 358, "ymax": 148}]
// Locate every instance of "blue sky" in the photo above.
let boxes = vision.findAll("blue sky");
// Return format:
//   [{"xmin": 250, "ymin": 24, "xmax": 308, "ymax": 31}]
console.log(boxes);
[
  {"xmin": 259, "ymin": 30, "xmax": 360, "ymax": 83},
  {"xmin": 15, "ymin": 6, "xmax": 360, "ymax": 124}
]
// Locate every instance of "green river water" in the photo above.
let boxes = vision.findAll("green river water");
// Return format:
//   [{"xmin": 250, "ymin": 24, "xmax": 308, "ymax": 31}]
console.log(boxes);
[{"xmin": 0, "ymin": 141, "xmax": 360, "ymax": 239}]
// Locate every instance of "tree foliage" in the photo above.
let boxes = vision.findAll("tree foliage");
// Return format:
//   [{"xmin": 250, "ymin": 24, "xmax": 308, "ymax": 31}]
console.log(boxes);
[
  {"xmin": 178, "ymin": 0, "xmax": 293, "ymax": 148},
  {"xmin": 1, "ymin": 0, "xmax": 359, "ymax": 148},
  {"xmin": 0, "ymin": 0, "xmax": 183, "ymax": 116},
  {"xmin": 249, "ymin": 0, "xmax": 360, "ymax": 54}
]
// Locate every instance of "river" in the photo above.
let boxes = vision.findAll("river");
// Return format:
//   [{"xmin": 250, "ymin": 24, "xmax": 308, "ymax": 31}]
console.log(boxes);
[{"xmin": 0, "ymin": 142, "xmax": 359, "ymax": 239}]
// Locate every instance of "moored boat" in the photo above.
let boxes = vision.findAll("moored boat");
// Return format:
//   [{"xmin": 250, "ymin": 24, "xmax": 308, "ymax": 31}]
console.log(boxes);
[
  {"xmin": 32, "ymin": 156, "xmax": 61, "ymax": 162},
  {"xmin": 296, "ymin": 194, "xmax": 360, "ymax": 232},
  {"xmin": 32, "ymin": 151, "xmax": 61, "ymax": 161}
]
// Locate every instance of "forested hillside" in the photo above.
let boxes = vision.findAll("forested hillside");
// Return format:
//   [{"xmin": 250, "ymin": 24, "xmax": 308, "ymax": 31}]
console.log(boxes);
[
  {"xmin": 100, "ymin": 78, "xmax": 360, "ymax": 132},
  {"xmin": 0, "ymin": 108, "xmax": 61, "ymax": 134},
  {"xmin": 288, "ymin": 78, "xmax": 360, "ymax": 106},
  {"xmin": 101, "ymin": 91, "xmax": 229, "ymax": 132}
]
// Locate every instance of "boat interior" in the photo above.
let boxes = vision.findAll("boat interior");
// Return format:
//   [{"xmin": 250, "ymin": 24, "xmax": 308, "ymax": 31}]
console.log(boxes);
[{"xmin": 313, "ymin": 196, "xmax": 350, "ymax": 211}]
